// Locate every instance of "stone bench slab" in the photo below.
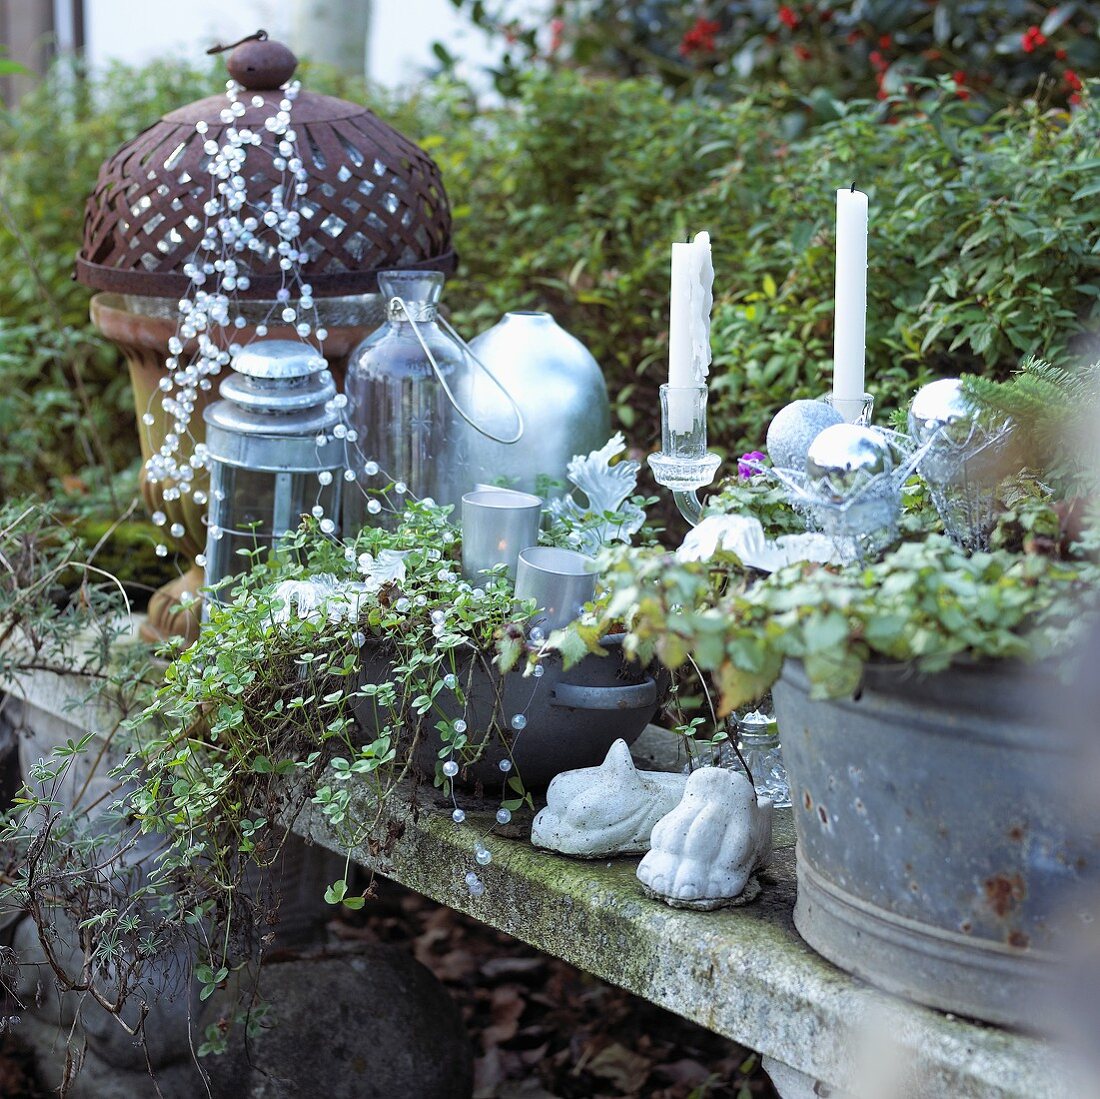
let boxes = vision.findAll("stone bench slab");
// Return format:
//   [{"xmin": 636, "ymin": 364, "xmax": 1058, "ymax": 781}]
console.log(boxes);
[{"xmin": 10, "ymin": 658, "xmax": 1079, "ymax": 1099}]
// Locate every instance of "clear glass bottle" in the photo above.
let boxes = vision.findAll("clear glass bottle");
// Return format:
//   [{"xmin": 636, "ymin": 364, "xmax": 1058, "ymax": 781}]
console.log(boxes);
[
  {"xmin": 344, "ymin": 270, "xmax": 468, "ymax": 531},
  {"xmin": 727, "ymin": 706, "xmax": 791, "ymax": 808}
]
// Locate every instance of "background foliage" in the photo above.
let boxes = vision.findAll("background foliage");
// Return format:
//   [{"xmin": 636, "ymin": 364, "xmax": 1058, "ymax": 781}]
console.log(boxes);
[
  {"xmin": 445, "ymin": 0, "xmax": 1098, "ymax": 114},
  {"xmin": 1, "ymin": 51, "xmax": 1097, "ymax": 524},
  {"xmin": 437, "ymin": 72, "xmax": 1100, "ymax": 462}
]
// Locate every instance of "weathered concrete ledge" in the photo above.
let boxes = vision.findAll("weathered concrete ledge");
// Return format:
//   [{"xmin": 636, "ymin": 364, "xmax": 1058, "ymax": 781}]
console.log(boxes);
[
  {"xmin": 8, "ymin": 649, "xmax": 1084, "ymax": 1099},
  {"xmin": 288, "ymin": 735, "xmax": 1078, "ymax": 1099}
]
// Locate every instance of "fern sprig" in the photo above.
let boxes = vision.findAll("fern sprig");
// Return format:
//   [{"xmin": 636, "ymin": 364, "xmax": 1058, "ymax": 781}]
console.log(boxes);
[{"xmin": 962, "ymin": 357, "xmax": 1099, "ymax": 495}]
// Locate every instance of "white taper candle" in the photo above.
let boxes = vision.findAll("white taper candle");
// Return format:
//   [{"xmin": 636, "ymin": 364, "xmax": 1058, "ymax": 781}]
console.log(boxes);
[{"xmin": 832, "ymin": 186, "xmax": 869, "ymax": 423}]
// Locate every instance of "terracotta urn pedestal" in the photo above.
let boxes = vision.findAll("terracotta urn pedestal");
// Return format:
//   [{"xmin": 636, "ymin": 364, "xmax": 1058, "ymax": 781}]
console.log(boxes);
[{"xmin": 91, "ymin": 292, "xmax": 379, "ymax": 645}]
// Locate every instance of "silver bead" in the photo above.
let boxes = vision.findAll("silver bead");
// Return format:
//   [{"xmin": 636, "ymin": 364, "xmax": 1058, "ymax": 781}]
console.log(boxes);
[
  {"xmin": 766, "ymin": 400, "xmax": 845, "ymax": 472},
  {"xmin": 805, "ymin": 424, "xmax": 893, "ymax": 502}
]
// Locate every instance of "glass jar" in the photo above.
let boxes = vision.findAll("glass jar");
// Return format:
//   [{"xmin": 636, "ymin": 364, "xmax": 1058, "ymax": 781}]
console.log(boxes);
[
  {"xmin": 728, "ymin": 707, "xmax": 791, "ymax": 808},
  {"xmin": 343, "ymin": 270, "xmax": 468, "ymax": 530}
]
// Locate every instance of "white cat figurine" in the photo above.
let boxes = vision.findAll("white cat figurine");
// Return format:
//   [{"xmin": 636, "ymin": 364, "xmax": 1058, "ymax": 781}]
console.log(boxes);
[{"xmin": 530, "ymin": 739, "xmax": 688, "ymax": 858}]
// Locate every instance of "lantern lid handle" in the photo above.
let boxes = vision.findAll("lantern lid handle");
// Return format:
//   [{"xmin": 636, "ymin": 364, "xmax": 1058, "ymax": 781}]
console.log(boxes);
[
  {"xmin": 231, "ymin": 339, "xmax": 328, "ymax": 380},
  {"xmin": 214, "ymin": 31, "xmax": 299, "ymax": 90}
]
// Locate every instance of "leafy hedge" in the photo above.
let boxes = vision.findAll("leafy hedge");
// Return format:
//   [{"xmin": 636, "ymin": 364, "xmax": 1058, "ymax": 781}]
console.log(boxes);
[
  {"xmin": 439, "ymin": 71, "xmax": 1100, "ymax": 458},
  {"xmin": 446, "ymin": 0, "xmax": 1098, "ymax": 113},
  {"xmin": 1, "ymin": 62, "xmax": 1097, "ymax": 500}
]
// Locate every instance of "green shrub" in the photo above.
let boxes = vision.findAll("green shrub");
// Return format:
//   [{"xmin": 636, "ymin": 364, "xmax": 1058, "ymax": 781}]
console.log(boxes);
[
  {"xmin": 447, "ymin": 0, "xmax": 1098, "ymax": 112},
  {"xmin": 437, "ymin": 71, "xmax": 1100, "ymax": 457},
  {"xmin": 2, "ymin": 60, "xmax": 1097, "ymax": 502},
  {"xmin": 0, "ymin": 59, "xmax": 217, "ymax": 327},
  {"xmin": 0, "ymin": 60, "xmax": 219, "ymax": 500},
  {"xmin": 0, "ymin": 320, "xmax": 127, "ymax": 500}
]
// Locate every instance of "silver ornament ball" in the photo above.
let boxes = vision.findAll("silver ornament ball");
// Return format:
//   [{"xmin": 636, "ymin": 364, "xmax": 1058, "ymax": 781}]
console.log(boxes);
[
  {"xmin": 766, "ymin": 399, "xmax": 844, "ymax": 471},
  {"xmin": 805, "ymin": 424, "xmax": 893, "ymax": 502},
  {"xmin": 907, "ymin": 378, "xmax": 974, "ymax": 447}
]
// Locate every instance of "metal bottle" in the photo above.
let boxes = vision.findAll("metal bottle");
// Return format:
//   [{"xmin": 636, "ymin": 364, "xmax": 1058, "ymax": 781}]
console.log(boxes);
[{"xmin": 456, "ymin": 312, "xmax": 610, "ymax": 498}]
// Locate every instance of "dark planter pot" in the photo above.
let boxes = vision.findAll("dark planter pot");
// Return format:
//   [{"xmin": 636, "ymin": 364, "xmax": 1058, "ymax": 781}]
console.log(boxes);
[
  {"xmin": 773, "ymin": 657, "xmax": 1096, "ymax": 1031},
  {"xmin": 356, "ymin": 635, "xmax": 665, "ymax": 790}
]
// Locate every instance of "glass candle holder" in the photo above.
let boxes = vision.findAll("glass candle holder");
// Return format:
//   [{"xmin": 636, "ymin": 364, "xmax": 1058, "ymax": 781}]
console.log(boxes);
[
  {"xmin": 823, "ymin": 391, "xmax": 875, "ymax": 426},
  {"xmin": 647, "ymin": 384, "xmax": 722, "ymax": 492},
  {"xmin": 730, "ymin": 707, "xmax": 791, "ymax": 809},
  {"xmin": 514, "ymin": 546, "xmax": 597, "ymax": 632},
  {"xmin": 461, "ymin": 488, "xmax": 542, "ymax": 581}
]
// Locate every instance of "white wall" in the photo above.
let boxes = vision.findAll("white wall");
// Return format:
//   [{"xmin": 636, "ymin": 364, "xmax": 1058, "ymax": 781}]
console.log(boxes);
[
  {"xmin": 84, "ymin": 0, "xmax": 293, "ymax": 71},
  {"xmin": 367, "ymin": 0, "xmax": 500, "ymax": 89},
  {"xmin": 82, "ymin": 0, "xmax": 524, "ymax": 90}
]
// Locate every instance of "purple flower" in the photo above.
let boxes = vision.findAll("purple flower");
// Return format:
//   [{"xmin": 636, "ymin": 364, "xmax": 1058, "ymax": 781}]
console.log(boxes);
[{"xmin": 737, "ymin": 451, "xmax": 767, "ymax": 479}]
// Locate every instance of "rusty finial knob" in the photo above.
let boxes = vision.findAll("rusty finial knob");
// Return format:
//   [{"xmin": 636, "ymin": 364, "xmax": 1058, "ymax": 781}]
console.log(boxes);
[{"xmin": 225, "ymin": 34, "xmax": 298, "ymax": 90}]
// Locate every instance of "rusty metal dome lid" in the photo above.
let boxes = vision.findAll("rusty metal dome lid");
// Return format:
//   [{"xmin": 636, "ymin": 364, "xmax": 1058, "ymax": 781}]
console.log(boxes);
[{"xmin": 76, "ymin": 32, "xmax": 456, "ymax": 298}]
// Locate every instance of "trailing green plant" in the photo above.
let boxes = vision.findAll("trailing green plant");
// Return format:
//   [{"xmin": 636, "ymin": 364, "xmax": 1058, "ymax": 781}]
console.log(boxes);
[
  {"xmin": 59, "ymin": 498, "xmax": 575, "ymax": 1061},
  {"xmin": 0, "ymin": 498, "xmax": 568, "ymax": 1076},
  {"xmin": 596, "ymin": 519, "xmax": 1097, "ymax": 713},
  {"xmin": 706, "ymin": 464, "xmax": 804, "ymax": 536},
  {"xmin": 0, "ymin": 500, "xmax": 159, "ymax": 1060},
  {"xmin": 132, "ymin": 501, "xmax": 539, "ymax": 895}
]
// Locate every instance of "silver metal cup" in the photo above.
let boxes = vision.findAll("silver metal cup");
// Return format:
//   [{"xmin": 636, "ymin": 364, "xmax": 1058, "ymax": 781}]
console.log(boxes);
[
  {"xmin": 461, "ymin": 489, "xmax": 543, "ymax": 581},
  {"xmin": 514, "ymin": 546, "xmax": 597, "ymax": 631}
]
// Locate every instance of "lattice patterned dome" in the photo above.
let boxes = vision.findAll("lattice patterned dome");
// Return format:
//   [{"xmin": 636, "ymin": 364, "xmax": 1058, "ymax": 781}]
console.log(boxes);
[{"xmin": 76, "ymin": 34, "xmax": 456, "ymax": 298}]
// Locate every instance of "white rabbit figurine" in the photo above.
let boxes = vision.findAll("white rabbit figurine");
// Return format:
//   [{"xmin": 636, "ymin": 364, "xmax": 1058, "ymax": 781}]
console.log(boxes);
[{"xmin": 637, "ymin": 766, "xmax": 773, "ymax": 909}]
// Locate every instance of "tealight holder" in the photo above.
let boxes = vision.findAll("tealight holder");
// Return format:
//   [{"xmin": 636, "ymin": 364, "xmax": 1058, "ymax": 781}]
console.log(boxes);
[
  {"xmin": 918, "ymin": 420, "xmax": 1016, "ymax": 552},
  {"xmin": 461, "ymin": 488, "xmax": 543, "ymax": 581},
  {"xmin": 822, "ymin": 391, "xmax": 875, "ymax": 426},
  {"xmin": 648, "ymin": 384, "xmax": 722, "ymax": 526},
  {"xmin": 514, "ymin": 546, "xmax": 597, "ymax": 632}
]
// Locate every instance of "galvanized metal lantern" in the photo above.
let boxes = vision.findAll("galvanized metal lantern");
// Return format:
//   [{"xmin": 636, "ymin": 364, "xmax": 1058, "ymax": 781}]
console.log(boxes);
[{"xmin": 202, "ymin": 340, "xmax": 344, "ymax": 593}]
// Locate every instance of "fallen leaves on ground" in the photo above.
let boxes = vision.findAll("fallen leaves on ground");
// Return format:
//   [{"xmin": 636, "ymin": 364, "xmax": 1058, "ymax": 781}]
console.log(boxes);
[
  {"xmin": 0, "ymin": 1035, "xmax": 43, "ymax": 1099},
  {"xmin": 332, "ymin": 878, "xmax": 777, "ymax": 1099}
]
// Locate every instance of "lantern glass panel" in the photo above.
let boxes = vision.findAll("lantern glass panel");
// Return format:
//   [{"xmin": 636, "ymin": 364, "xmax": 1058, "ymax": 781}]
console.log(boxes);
[
  {"xmin": 204, "ymin": 464, "xmax": 340, "ymax": 594},
  {"xmin": 202, "ymin": 339, "xmax": 345, "ymax": 599}
]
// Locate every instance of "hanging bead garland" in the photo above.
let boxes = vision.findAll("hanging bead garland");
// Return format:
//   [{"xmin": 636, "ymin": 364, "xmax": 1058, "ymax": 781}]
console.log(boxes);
[
  {"xmin": 137, "ymin": 46, "xmax": 537, "ymax": 900},
  {"xmin": 143, "ymin": 74, "xmax": 325, "ymax": 512}
]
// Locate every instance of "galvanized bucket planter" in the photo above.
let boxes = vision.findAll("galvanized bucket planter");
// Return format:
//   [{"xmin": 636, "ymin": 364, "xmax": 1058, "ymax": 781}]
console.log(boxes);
[
  {"xmin": 356, "ymin": 635, "xmax": 665, "ymax": 790},
  {"xmin": 772, "ymin": 657, "xmax": 1094, "ymax": 1031}
]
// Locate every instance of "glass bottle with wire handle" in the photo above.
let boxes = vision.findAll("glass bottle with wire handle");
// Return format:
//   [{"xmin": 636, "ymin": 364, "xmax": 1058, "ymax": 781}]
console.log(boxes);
[{"xmin": 344, "ymin": 270, "xmax": 523, "ymax": 531}]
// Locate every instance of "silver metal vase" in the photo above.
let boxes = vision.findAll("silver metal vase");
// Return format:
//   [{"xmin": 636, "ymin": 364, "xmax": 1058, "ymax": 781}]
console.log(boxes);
[{"xmin": 457, "ymin": 312, "xmax": 610, "ymax": 498}]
